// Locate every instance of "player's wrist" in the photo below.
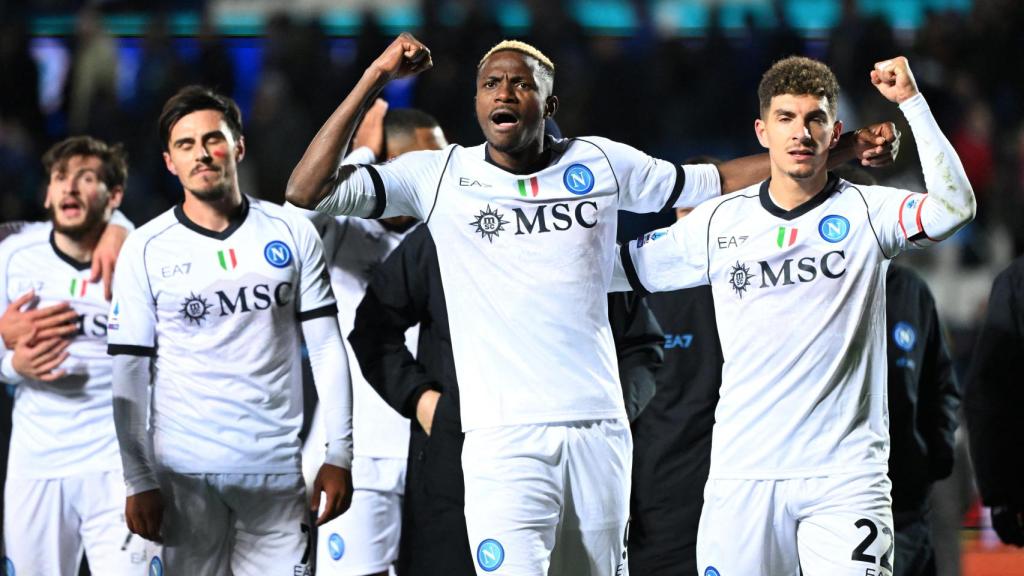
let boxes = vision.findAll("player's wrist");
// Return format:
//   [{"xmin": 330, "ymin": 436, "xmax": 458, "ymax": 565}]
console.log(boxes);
[
  {"xmin": 897, "ymin": 93, "xmax": 929, "ymax": 119},
  {"xmin": 1, "ymin": 352, "xmax": 24, "ymax": 384},
  {"xmin": 324, "ymin": 438, "xmax": 353, "ymax": 470}
]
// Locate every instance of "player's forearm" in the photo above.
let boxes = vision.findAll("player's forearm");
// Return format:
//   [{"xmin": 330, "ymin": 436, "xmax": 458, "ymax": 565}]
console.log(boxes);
[
  {"xmin": 302, "ymin": 315, "xmax": 354, "ymax": 469},
  {"xmin": 904, "ymin": 94, "xmax": 976, "ymax": 240},
  {"xmin": 112, "ymin": 354, "xmax": 160, "ymax": 495},
  {"xmin": 286, "ymin": 68, "xmax": 389, "ymax": 209},
  {"xmin": 717, "ymin": 153, "xmax": 771, "ymax": 194},
  {"xmin": 108, "ymin": 209, "xmax": 135, "ymax": 232}
]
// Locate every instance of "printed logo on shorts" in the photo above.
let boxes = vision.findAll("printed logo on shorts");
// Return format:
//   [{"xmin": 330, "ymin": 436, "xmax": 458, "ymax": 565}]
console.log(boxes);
[
  {"xmin": 476, "ymin": 539, "xmax": 505, "ymax": 572},
  {"xmin": 704, "ymin": 567, "xmax": 721, "ymax": 576},
  {"xmin": 328, "ymin": 533, "xmax": 346, "ymax": 561},
  {"xmin": 5, "ymin": 557, "xmax": 15, "ymax": 576},
  {"xmin": 818, "ymin": 215, "xmax": 850, "ymax": 243},
  {"xmin": 264, "ymin": 240, "xmax": 293, "ymax": 268},
  {"xmin": 563, "ymin": 164, "xmax": 595, "ymax": 195},
  {"xmin": 893, "ymin": 321, "xmax": 916, "ymax": 352},
  {"xmin": 148, "ymin": 556, "xmax": 163, "ymax": 576}
]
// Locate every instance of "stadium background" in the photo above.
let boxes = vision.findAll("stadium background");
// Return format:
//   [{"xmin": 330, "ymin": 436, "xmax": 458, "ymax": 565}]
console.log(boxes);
[{"xmin": 0, "ymin": 0, "xmax": 1021, "ymax": 574}]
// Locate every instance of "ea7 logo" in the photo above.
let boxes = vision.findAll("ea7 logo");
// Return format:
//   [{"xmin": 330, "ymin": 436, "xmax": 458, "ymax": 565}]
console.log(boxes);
[
  {"xmin": 716, "ymin": 236, "xmax": 748, "ymax": 249},
  {"xmin": 759, "ymin": 250, "xmax": 846, "ymax": 288},
  {"xmin": 161, "ymin": 263, "xmax": 192, "ymax": 278},
  {"xmin": 459, "ymin": 177, "xmax": 492, "ymax": 188},
  {"xmin": 513, "ymin": 201, "xmax": 598, "ymax": 235},
  {"xmin": 664, "ymin": 333, "xmax": 693, "ymax": 349}
]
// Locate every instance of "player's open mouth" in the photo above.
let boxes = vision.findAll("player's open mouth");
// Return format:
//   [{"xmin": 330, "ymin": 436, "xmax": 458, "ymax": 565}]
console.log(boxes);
[
  {"xmin": 60, "ymin": 199, "xmax": 83, "ymax": 217},
  {"xmin": 489, "ymin": 109, "xmax": 520, "ymax": 130},
  {"xmin": 788, "ymin": 149, "xmax": 815, "ymax": 160}
]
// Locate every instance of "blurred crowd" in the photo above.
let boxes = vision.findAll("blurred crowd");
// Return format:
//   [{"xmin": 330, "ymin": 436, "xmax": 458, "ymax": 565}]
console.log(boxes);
[{"xmin": 1, "ymin": 0, "xmax": 1023, "ymax": 317}]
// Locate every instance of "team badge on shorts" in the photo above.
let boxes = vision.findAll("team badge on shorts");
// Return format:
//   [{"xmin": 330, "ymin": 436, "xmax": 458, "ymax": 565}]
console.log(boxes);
[
  {"xmin": 477, "ymin": 539, "xmax": 505, "ymax": 571},
  {"xmin": 893, "ymin": 321, "xmax": 916, "ymax": 351},
  {"xmin": 264, "ymin": 240, "xmax": 293, "ymax": 268},
  {"xmin": 818, "ymin": 215, "xmax": 850, "ymax": 243},
  {"xmin": 148, "ymin": 556, "xmax": 163, "ymax": 576},
  {"xmin": 328, "ymin": 533, "xmax": 346, "ymax": 561},
  {"xmin": 704, "ymin": 566, "xmax": 721, "ymax": 576},
  {"xmin": 563, "ymin": 164, "xmax": 595, "ymax": 195}
]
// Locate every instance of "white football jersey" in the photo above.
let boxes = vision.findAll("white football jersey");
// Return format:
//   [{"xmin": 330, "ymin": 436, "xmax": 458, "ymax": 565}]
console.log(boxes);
[
  {"xmin": 622, "ymin": 175, "xmax": 932, "ymax": 478},
  {"xmin": 0, "ymin": 227, "xmax": 121, "ymax": 478},
  {"xmin": 334, "ymin": 136, "xmax": 721, "ymax": 430},
  {"xmin": 107, "ymin": 197, "xmax": 336, "ymax": 474},
  {"xmin": 315, "ymin": 214, "xmax": 417, "ymax": 459}
]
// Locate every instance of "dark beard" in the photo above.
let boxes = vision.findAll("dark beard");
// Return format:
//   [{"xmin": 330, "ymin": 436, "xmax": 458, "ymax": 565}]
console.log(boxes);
[
  {"xmin": 50, "ymin": 202, "xmax": 105, "ymax": 240},
  {"xmin": 188, "ymin": 181, "xmax": 232, "ymax": 202}
]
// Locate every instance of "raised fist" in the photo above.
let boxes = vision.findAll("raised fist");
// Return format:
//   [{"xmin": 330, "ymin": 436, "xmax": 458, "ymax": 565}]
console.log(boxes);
[
  {"xmin": 369, "ymin": 32, "xmax": 433, "ymax": 83},
  {"xmin": 870, "ymin": 56, "xmax": 920, "ymax": 104}
]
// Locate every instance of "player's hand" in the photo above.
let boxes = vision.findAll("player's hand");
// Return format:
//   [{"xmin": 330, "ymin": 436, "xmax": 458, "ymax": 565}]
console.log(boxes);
[
  {"xmin": 369, "ymin": 32, "xmax": 432, "ymax": 82},
  {"xmin": 854, "ymin": 122, "xmax": 901, "ymax": 168},
  {"xmin": 992, "ymin": 506, "xmax": 1024, "ymax": 547},
  {"xmin": 416, "ymin": 389, "xmax": 441, "ymax": 436},
  {"xmin": 352, "ymin": 98, "xmax": 389, "ymax": 160},
  {"xmin": 311, "ymin": 463, "xmax": 353, "ymax": 526},
  {"xmin": 0, "ymin": 291, "xmax": 77, "ymax": 350},
  {"xmin": 11, "ymin": 328, "xmax": 70, "ymax": 382},
  {"xmin": 870, "ymin": 56, "xmax": 920, "ymax": 104},
  {"xmin": 126, "ymin": 489, "xmax": 165, "ymax": 543},
  {"xmin": 92, "ymin": 223, "xmax": 129, "ymax": 300}
]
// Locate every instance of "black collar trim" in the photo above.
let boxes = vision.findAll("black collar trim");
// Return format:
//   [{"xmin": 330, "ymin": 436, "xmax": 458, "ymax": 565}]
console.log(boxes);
[
  {"xmin": 49, "ymin": 230, "xmax": 91, "ymax": 271},
  {"xmin": 759, "ymin": 173, "xmax": 840, "ymax": 221},
  {"xmin": 483, "ymin": 135, "xmax": 566, "ymax": 175},
  {"xmin": 174, "ymin": 195, "xmax": 249, "ymax": 240}
]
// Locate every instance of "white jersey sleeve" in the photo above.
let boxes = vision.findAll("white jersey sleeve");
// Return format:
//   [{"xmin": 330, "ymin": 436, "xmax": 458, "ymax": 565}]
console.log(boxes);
[
  {"xmin": 620, "ymin": 200, "xmax": 714, "ymax": 294},
  {"xmin": 859, "ymin": 94, "xmax": 975, "ymax": 258},
  {"xmin": 577, "ymin": 137, "xmax": 721, "ymax": 213},
  {"xmin": 293, "ymin": 215, "xmax": 337, "ymax": 320},
  {"xmin": 107, "ymin": 233, "xmax": 157, "ymax": 355},
  {"xmin": 315, "ymin": 146, "xmax": 453, "ymax": 220}
]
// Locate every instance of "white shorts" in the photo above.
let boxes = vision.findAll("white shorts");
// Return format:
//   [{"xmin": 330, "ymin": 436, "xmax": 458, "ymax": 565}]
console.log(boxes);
[
  {"xmin": 159, "ymin": 472, "xmax": 310, "ymax": 576},
  {"xmin": 697, "ymin": 471, "xmax": 895, "ymax": 576},
  {"xmin": 3, "ymin": 470, "xmax": 160, "ymax": 576},
  {"xmin": 316, "ymin": 456, "xmax": 404, "ymax": 575},
  {"xmin": 462, "ymin": 419, "xmax": 632, "ymax": 576}
]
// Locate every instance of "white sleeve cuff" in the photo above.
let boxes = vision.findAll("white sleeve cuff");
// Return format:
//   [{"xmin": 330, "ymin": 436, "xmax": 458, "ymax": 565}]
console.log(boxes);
[
  {"xmin": 342, "ymin": 146, "xmax": 378, "ymax": 166},
  {"xmin": 678, "ymin": 163, "xmax": 723, "ymax": 209},
  {"xmin": 323, "ymin": 438, "xmax": 354, "ymax": 470},
  {"xmin": 1, "ymin": 352, "xmax": 24, "ymax": 385},
  {"xmin": 898, "ymin": 93, "xmax": 930, "ymax": 121}
]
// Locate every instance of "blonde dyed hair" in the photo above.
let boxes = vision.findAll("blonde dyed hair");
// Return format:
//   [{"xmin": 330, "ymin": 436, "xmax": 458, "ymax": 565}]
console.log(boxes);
[{"xmin": 478, "ymin": 40, "xmax": 555, "ymax": 74}]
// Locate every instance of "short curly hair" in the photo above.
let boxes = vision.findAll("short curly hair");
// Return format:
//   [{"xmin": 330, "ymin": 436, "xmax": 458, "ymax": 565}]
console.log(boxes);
[
  {"xmin": 42, "ymin": 136, "xmax": 128, "ymax": 191},
  {"xmin": 758, "ymin": 56, "xmax": 839, "ymax": 118}
]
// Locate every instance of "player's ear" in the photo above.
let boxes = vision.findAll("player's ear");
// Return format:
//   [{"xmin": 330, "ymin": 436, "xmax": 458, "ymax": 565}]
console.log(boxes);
[
  {"xmin": 235, "ymin": 136, "xmax": 245, "ymax": 163},
  {"xmin": 829, "ymin": 120, "xmax": 844, "ymax": 149},
  {"xmin": 162, "ymin": 151, "xmax": 178, "ymax": 176},
  {"xmin": 107, "ymin": 185, "xmax": 124, "ymax": 210},
  {"xmin": 754, "ymin": 118, "xmax": 768, "ymax": 149},
  {"xmin": 545, "ymin": 96, "xmax": 559, "ymax": 119}
]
